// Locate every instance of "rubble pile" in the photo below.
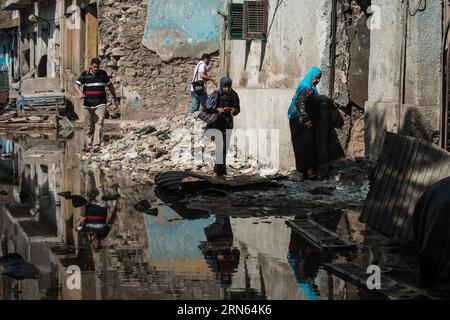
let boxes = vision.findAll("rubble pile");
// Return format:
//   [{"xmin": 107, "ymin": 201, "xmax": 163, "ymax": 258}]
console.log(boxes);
[
  {"xmin": 79, "ymin": 114, "xmax": 266, "ymax": 182},
  {"xmin": 79, "ymin": 114, "xmax": 372, "ymax": 198}
]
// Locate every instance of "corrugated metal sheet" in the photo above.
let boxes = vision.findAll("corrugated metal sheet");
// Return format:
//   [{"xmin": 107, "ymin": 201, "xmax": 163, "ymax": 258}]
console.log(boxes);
[{"xmin": 360, "ymin": 133, "xmax": 450, "ymax": 240}]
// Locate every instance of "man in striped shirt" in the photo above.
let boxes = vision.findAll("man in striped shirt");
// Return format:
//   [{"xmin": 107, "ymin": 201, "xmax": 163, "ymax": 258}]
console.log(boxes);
[{"xmin": 75, "ymin": 58, "xmax": 120, "ymax": 152}]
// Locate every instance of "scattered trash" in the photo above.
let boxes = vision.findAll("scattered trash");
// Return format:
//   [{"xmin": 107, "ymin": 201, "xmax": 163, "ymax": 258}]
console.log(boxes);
[
  {"xmin": 229, "ymin": 163, "xmax": 242, "ymax": 170},
  {"xmin": 136, "ymin": 125, "xmax": 157, "ymax": 136},
  {"xmin": 259, "ymin": 167, "xmax": 279, "ymax": 177},
  {"xmin": 78, "ymin": 115, "xmax": 263, "ymax": 180}
]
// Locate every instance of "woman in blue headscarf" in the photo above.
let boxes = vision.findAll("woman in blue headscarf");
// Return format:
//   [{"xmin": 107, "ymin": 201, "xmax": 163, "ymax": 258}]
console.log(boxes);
[{"xmin": 288, "ymin": 66, "xmax": 322, "ymax": 180}]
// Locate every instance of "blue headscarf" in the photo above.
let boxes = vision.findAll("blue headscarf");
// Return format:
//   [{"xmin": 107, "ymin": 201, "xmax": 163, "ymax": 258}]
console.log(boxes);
[{"xmin": 288, "ymin": 66, "xmax": 322, "ymax": 119}]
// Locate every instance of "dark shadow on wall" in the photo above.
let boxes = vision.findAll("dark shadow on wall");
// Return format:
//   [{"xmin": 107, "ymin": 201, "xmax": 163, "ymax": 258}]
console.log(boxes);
[
  {"xmin": 61, "ymin": 99, "xmax": 79, "ymax": 121},
  {"xmin": 259, "ymin": 39, "xmax": 267, "ymax": 72},
  {"xmin": 258, "ymin": 0, "xmax": 285, "ymax": 71},
  {"xmin": 244, "ymin": 40, "xmax": 251, "ymax": 71},
  {"xmin": 401, "ymin": 108, "xmax": 439, "ymax": 145},
  {"xmin": 364, "ymin": 107, "xmax": 387, "ymax": 160}
]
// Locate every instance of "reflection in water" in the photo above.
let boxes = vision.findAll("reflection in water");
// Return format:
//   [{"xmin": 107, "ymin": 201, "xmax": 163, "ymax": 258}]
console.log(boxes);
[
  {"xmin": 201, "ymin": 215, "xmax": 240, "ymax": 291},
  {"xmin": 0, "ymin": 132, "xmax": 370, "ymax": 300}
]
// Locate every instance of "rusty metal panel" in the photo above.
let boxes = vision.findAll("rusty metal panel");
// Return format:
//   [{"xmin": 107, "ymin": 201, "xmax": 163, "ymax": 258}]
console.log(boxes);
[{"xmin": 360, "ymin": 133, "xmax": 450, "ymax": 240}]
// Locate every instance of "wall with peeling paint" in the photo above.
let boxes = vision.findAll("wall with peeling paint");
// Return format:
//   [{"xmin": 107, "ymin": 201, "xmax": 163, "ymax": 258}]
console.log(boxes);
[
  {"xmin": 227, "ymin": 0, "xmax": 332, "ymax": 170},
  {"xmin": 143, "ymin": 0, "xmax": 223, "ymax": 61},
  {"xmin": 365, "ymin": 0, "xmax": 442, "ymax": 158},
  {"xmin": 0, "ymin": 30, "xmax": 18, "ymax": 87}
]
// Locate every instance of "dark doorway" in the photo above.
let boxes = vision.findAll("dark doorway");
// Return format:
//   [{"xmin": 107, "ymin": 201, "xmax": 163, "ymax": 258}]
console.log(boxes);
[{"xmin": 37, "ymin": 54, "xmax": 47, "ymax": 77}]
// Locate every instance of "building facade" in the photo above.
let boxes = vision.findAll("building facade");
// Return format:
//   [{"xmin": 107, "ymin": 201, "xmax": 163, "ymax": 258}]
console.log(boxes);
[
  {"xmin": 1, "ymin": 0, "xmax": 448, "ymax": 167},
  {"xmin": 365, "ymin": 0, "xmax": 443, "ymax": 158}
]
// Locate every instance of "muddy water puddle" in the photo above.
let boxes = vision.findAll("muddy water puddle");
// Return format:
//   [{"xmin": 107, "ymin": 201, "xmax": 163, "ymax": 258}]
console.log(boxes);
[{"xmin": 0, "ymin": 133, "xmax": 378, "ymax": 300}]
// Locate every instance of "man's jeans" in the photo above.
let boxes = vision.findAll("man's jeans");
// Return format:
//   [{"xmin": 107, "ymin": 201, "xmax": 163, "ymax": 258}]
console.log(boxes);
[{"xmin": 190, "ymin": 91, "xmax": 208, "ymax": 113}]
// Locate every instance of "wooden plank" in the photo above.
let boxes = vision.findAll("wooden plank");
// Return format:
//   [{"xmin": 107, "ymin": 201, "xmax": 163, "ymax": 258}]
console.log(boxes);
[
  {"xmin": 287, "ymin": 219, "xmax": 357, "ymax": 252},
  {"xmin": 0, "ymin": 123, "xmax": 57, "ymax": 130},
  {"xmin": 323, "ymin": 263, "xmax": 442, "ymax": 300}
]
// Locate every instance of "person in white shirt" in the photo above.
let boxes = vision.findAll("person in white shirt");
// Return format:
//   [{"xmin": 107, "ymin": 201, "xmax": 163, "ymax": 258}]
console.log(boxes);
[{"xmin": 190, "ymin": 53, "xmax": 217, "ymax": 113}]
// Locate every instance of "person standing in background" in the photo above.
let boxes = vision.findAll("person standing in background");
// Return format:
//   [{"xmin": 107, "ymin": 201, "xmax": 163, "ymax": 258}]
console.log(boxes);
[
  {"xmin": 190, "ymin": 53, "xmax": 217, "ymax": 113},
  {"xmin": 75, "ymin": 58, "xmax": 120, "ymax": 153}
]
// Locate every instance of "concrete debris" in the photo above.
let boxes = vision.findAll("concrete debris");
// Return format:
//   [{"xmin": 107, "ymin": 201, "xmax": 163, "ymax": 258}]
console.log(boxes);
[
  {"xmin": 79, "ymin": 114, "xmax": 267, "ymax": 182},
  {"xmin": 78, "ymin": 114, "xmax": 373, "ymax": 199}
]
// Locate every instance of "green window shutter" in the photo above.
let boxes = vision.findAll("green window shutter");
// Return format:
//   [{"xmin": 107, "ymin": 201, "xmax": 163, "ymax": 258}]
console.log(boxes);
[
  {"xmin": 228, "ymin": 3, "xmax": 244, "ymax": 40},
  {"xmin": 243, "ymin": 0, "xmax": 268, "ymax": 40}
]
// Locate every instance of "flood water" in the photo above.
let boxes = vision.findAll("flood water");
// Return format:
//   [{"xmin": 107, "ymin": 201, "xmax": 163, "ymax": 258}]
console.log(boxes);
[{"xmin": 0, "ymin": 131, "xmax": 377, "ymax": 300}]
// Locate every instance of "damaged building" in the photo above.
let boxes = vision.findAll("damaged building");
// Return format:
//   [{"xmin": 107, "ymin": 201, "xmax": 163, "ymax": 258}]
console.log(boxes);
[
  {"xmin": 0, "ymin": 0, "xmax": 448, "ymax": 169},
  {"xmin": 0, "ymin": 2, "xmax": 19, "ymax": 106},
  {"xmin": 96, "ymin": 0, "xmax": 222, "ymax": 120},
  {"xmin": 2, "ymin": 0, "xmax": 450, "ymax": 301}
]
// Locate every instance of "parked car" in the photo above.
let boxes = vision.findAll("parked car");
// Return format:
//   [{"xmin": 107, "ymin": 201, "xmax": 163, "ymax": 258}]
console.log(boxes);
[{"xmin": 17, "ymin": 78, "xmax": 65, "ymax": 115}]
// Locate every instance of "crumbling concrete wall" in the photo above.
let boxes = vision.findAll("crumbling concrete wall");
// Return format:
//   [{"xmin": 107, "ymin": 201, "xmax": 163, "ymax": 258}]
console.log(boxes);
[
  {"xmin": 365, "ymin": 0, "xmax": 442, "ymax": 159},
  {"xmin": 98, "ymin": 0, "xmax": 221, "ymax": 120},
  {"xmin": 142, "ymin": 0, "xmax": 222, "ymax": 61},
  {"xmin": 229, "ymin": 0, "xmax": 333, "ymax": 170},
  {"xmin": 230, "ymin": 0, "xmax": 370, "ymax": 170},
  {"xmin": 332, "ymin": 0, "xmax": 370, "ymax": 160}
]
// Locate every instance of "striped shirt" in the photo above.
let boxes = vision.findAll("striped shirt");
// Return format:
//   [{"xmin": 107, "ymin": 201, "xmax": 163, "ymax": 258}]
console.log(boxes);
[
  {"xmin": 83, "ymin": 203, "xmax": 107, "ymax": 230},
  {"xmin": 76, "ymin": 69, "xmax": 111, "ymax": 109}
]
